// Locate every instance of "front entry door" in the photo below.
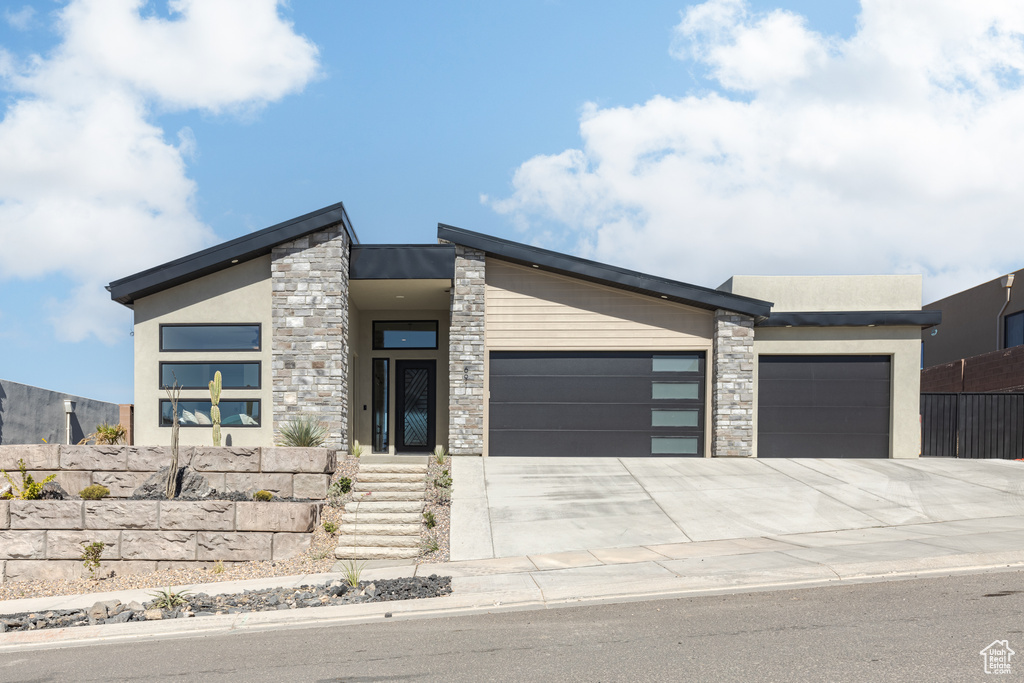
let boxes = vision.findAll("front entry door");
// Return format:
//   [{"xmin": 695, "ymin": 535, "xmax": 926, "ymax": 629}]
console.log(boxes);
[{"xmin": 395, "ymin": 360, "xmax": 436, "ymax": 452}]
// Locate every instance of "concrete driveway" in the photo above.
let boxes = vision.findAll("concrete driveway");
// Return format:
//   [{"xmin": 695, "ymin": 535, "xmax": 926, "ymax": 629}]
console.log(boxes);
[{"xmin": 450, "ymin": 457, "xmax": 1024, "ymax": 560}]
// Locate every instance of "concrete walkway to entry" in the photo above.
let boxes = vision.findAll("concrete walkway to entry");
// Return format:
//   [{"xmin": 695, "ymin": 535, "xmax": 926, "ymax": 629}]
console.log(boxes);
[{"xmin": 450, "ymin": 457, "xmax": 1024, "ymax": 561}]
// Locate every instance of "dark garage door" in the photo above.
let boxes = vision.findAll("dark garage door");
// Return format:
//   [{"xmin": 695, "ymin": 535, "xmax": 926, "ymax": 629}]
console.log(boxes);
[
  {"xmin": 758, "ymin": 355, "xmax": 891, "ymax": 458},
  {"xmin": 489, "ymin": 351, "xmax": 704, "ymax": 457}
]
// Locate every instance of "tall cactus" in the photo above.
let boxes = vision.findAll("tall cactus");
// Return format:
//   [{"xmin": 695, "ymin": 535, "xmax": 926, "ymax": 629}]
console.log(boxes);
[{"xmin": 209, "ymin": 370, "xmax": 222, "ymax": 447}]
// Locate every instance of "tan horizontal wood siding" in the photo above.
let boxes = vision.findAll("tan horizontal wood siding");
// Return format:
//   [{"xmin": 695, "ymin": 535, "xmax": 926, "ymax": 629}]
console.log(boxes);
[{"xmin": 485, "ymin": 259, "xmax": 714, "ymax": 349}]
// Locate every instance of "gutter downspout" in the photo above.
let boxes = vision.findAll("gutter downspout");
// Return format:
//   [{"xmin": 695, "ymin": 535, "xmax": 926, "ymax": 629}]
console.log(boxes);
[{"xmin": 997, "ymin": 274, "xmax": 1015, "ymax": 350}]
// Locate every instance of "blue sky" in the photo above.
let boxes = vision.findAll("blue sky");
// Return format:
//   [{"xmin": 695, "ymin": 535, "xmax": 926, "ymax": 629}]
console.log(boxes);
[{"xmin": 1, "ymin": 0, "xmax": 1022, "ymax": 404}]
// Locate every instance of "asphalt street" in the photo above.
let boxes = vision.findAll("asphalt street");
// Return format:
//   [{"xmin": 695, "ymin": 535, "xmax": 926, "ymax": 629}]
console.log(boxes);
[{"xmin": 2, "ymin": 570, "xmax": 1022, "ymax": 682}]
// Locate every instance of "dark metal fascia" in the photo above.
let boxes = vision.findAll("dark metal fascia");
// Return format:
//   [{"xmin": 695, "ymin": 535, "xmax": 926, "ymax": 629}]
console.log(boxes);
[
  {"xmin": 436, "ymin": 223, "xmax": 773, "ymax": 317},
  {"xmin": 349, "ymin": 244, "xmax": 456, "ymax": 280},
  {"xmin": 758, "ymin": 310, "xmax": 943, "ymax": 328},
  {"xmin": 108, "ymin": 201, "xmax": 358, "ymax": 307}
]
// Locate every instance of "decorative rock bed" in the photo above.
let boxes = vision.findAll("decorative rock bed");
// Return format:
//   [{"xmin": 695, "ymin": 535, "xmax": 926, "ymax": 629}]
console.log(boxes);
[{"xmin": 0, "ymin": 575, "xmax": 453, "ymax": 632}]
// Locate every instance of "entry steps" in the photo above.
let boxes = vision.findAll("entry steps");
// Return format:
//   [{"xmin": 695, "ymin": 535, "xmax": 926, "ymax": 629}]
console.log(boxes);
[{"xmin": 334, "ymin": 458, "xmax": 428, "ymax": 561}]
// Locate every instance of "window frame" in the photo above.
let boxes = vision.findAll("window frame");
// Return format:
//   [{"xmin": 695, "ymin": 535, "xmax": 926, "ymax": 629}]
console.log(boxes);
[
  {"xmin": 159, "ymin": 323, "xmax": 262, "ymax": 353},
  {"xmin": 159, "ymin": 361, "xmax": 262, "ymax": 390},
  {"xmin": 159, "ymin": 399, "xmax": 261, "ymax": 428},
  {"xmin": 371, "ymin": 320, "xmax": 439, "ymax": 351},
  {"xmin": 1005, "ymin": 310, "xmax": 1024, "ymax": 350}
]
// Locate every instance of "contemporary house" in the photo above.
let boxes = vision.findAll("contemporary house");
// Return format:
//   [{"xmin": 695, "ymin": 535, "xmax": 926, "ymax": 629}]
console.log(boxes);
[
  {"xmin": 108, "ymin": 201, "xmax": 939, "ymax": 459},
  {"xmin": 921, "ymin": 269, "xmax": 1024, "ymax": 393}
]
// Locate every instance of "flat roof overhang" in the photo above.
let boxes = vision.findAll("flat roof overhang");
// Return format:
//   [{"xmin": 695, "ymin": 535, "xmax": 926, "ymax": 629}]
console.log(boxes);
[
  {"xmin": 350, "ymin": 245, "xmax": 455, "ymax": 280},
  {"xmin": 758, "ymin": 310, "xmax": 943, "ymax": 328}
]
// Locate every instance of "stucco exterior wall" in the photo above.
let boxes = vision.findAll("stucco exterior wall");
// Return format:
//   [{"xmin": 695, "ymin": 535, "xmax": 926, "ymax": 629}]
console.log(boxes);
[
  {"xmin": 752, "ymin": 326, "xmax": 923, "ymax": 458},
  {"xmin": 721, "ymin": 275, "xmax": 922, "ymax": 312},
  {"xmin": 922, "ymin": 267, "xmax": 1024, "ymax": 367},
  {"xmin": 133, "ymin": 257, "xmax": 273, "ymax": 448},
  {"xmin": 0, "ymin": 380, "xmax": 121, "ymax": 446}
]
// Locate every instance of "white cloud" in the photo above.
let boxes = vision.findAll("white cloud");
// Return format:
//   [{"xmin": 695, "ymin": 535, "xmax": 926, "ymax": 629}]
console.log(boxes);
[
  {"xmin": 4, "ymin": 6, "xmax": 35, "ymax": 31},
  {"xmin": 0, "ymin": 0, "xmax": 319, "ymax": 343},
  {"xmin": 490, "ymin": 0, "xmax": 1024, "ymax": 302}
]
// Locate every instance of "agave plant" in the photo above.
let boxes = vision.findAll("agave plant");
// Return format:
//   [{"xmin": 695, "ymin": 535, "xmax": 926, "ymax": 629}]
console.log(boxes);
[{"xmin": 277, "ymin": 415, "xmax": 328, "ymax": 447}]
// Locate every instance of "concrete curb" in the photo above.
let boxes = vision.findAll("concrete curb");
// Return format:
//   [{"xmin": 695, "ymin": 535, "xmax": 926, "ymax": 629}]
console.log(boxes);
[{"xmin": 3, "ymin": 552, "xmax": 1024, "ymax": 652}]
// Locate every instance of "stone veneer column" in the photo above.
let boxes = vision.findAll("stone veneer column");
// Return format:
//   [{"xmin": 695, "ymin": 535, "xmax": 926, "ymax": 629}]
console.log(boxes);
[
  {"xmin": 448, "ymin": 245, "xmax": 486, "ymax": 456},
  {"xmin": 712, "ymin": 309, "xmax": 755, "ymax": 457},
  {"xmin": 271, "ymin": 227, "xmax": 350, "ymax": 451}
]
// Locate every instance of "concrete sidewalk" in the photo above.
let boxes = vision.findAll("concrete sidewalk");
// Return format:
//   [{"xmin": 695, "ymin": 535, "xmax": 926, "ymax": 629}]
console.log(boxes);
[
  {"xmin": 4, "ymin": 512, "xmax": 1024, "ymax": 652},
  {"xmin": 451, "ymin": 457, "xmax": 1024, "ymax": 560}
]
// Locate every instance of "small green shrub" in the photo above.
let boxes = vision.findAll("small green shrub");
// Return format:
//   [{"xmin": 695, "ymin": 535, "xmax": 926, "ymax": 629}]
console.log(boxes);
[
  {"xmin": 149, "ymin": 587, "xmax": 192, "ymax": 609},
  {"xmin": 80, "ymin": 541, "xmax": 105, "ymax": 580},
  {"xmin": 433, "ymin": 469, "xmax": 452, "ymax": 490},
  {"xmin": 323, "ymin": 521, "xmax": 338, "ymax": 534},
  {"xmin": 350, "ymin": 440, "xmax": 366, "ymax": 458},
  {"xmin": 432, "ymin": 445, "xmax": 447, "ymax": 466},
  {"xmin": 328, "ymin": 477, "xmax": 352, "ymax": 497},
  {"xmin": 341, "ymin": 559, "xmax": 365, "ymax": 588},
  {"xmin": 81, "ymin": 423, "xmax": 127, "ymax": 445},
  {"xmin": 253, "ymin": 490, "xmax": 274, "ymax": 501},
  {"xmin": 1, "ymin": 459, "xmax": 56, "ymax": 500},
  {"xmin": 423, "ymin": 511, "xmax": 436, "ymax": 529},
  {"xmin": 277, "ymin": 415, "xmax": 328, "ymax": 448},
  {"xmin": 79, "ymin": 484, "xmax": 110, "ymax": 500},
  {"xmin": 421, "ymin": 533, "xmax": 440, "ymax": 554}
]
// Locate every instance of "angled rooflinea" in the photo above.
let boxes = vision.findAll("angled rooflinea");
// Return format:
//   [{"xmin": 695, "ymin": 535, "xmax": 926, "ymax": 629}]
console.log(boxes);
[
  {"xmin": 436, "ymin": 223, "xmax": 774, "ymax": 318},
  {"xmin": 108, "ymin": 201, "xmax": 358, "ymax": 307}
]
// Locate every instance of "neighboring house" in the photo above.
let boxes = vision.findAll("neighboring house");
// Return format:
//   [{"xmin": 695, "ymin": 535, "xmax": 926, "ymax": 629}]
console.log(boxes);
[
  {"xmin": 0, "ymin": 379, "xmax": 128, "ymax": 445},
  {"xmin": 107, "ymin": 201, "xmax": 939, "ymax": 459},
  {"xmin": 921, "ymin": 268, "xmax": 1024, "ymax": 392}
]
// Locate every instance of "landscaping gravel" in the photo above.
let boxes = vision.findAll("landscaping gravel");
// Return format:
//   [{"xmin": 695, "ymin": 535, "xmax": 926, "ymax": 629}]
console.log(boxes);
[
  {"xmin": 0, "ymin": 575, "xmax": 452, "ymax": 632},
  {"xmin": 419, "ymin": 454, "xmax": 452, "ymax": 564}
]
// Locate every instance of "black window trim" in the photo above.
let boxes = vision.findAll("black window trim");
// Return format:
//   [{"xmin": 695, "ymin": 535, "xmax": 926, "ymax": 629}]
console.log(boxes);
[
  {"xmin": 159, "ymin": 361, "xmax": 262, "ymax": 390},
  {"xmin": 372, "ymin": 320, "xmax": 440, "ymax": 351},
  {"xmin": 159, "ymin": 323, "xmax": 262, "ymax": 353},
  {"xmin": 1005, "ymin": 310, "xmax": 1024, "ymax": 350},
  {"xmin": 159, "ymin": 399, "xmax": 262, "ymax": 428},
  {"xmin": 371, "ymin": 357, "xmax": 390, "ymax": 453}
]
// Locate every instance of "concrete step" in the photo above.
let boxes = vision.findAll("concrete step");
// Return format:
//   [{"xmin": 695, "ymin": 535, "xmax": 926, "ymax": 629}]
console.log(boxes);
[
  {"xmin": 345, "ymin": 501, "xmax": 423, "ymax": 514},
  {"xmin": 336, "ymin": 523, "xmax": 421, "ymax": 536},
  {"xmin": 360, "ymin": 463, "xmax": 428, "ymax": 474},
  {"xmin": 358, "ymin": 472, "xmax": 426, "ymax": 483},
  {"xmin": 353, "ymin": 481, "xmax": 424, "ymax": 492},
  {"xmin": 334, "ymin": 546, "xmax": 420, "ymax": 560},
  {"xmin": 341, "ymin": 512, "xmax": 422, "ymax": 524},
  {"xmin": 335, "ymin": 534, "xmax": 421, "ymax": 548},
  {"xmin": 351, "ymin": 491, "xmax": 425, "ymax": 502}
]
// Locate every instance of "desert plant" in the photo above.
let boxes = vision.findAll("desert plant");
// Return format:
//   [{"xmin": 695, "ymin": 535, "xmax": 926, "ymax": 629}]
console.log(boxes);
[
  {"xmin": 434, "ymin": 469, "xmax": 452, "ymax": 490},
  {"xmin": 148, "ymin": 587, "xmax": 192, "ymax": 609},
  {"xmin": 432, "ymin": 445, "xmax": 447, "ymax": 466},
  {"xmin": 209, "ymin": 370, "xmax": 222, "ymax": 447},
  {"xmin": 211, "ymin": 560, "xmax": 226, "ymax": 574},
  {"xmin": 423, "ymin": 510, "xmax": 436, "ymax": 529},
  {"xmin": 163, "ymin": 378, "xmax": 182, "ymax": 499},
  {"xmin": 80, "ymin": 541, "xmax": 105, "ymax": 580},
  {"xmin": 277, "ymin": 415, "xmax": 328, "ymax": 447},
  {"xmin": 421, "ymin": 533, "xmax": 440, "ymax": 554},
  {"xmin": 79, "ymin": 423, "xmax": 127, "ymax": 445},
  {"xmin": 1, "ymin": 459, "xmax": 56, "ymax": 500},
  {"xmin": 79, "ymin": 484, "xmax": 110, "ymax": 500},
  {"xmin": 350, "ymin": 440, "xmax": 366, "ymax": 458},
  {"xmin": 328, "ymin": 477, "xmax": 352, "ymax": 497},
  {"xmin": 340, "ymin": 491, "xmax": 371, "ymax": 587},
  {"xmin": 253, "ymin": 489, "xmax": 274, "ymax": 501},
  {"xmin": 323, "ymin": 521, "xmax": 338, "ymax": 534}
]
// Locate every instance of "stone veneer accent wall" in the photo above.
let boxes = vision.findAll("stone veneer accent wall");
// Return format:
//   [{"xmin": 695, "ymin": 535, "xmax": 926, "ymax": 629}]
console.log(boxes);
[
  {"xmin": 712, "ymin": 310, "xmax": 755, "ymax": 457},
  {"xmin": 448, "ymin": 246, "xmax": 486, "ymax": 456},
  {"xmin": 271, "ymin": 226, "xmax": 351, "ymax": 450}
]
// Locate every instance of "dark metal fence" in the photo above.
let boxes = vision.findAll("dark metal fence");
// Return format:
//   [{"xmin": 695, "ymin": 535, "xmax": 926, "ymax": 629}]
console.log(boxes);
[{"xmin": 921, "ymin": 393, "xmax": 1024, "ymax": 459}]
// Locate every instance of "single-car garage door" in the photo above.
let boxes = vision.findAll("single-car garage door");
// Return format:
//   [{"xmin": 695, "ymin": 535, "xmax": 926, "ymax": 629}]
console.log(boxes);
[
  {"xmin": 488, "ymin": 351, "xmax": 704, "ymax": 457},
  {"xmin": 758, "ymin": 355, "xmax": 891, "ymax": 458}
]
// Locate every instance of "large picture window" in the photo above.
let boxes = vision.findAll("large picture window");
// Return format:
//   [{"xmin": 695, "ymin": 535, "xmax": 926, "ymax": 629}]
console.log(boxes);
[
  {"xmin": 160, "ymin": 324, "xmax": 261, "ymax": 352},
  {"xmin": 372, "ymin": 321, "xmax": 438, "ymax": 350},
  {"xmin": 1006, "ymin": 311, "xmax": 1024, "ymax": 349},
  {"xmin": 160, "ymin": 362, "xmax": 260, "ymax": 390},
  {"xmin": 160, "ymin": 400, "xmax": 260, "ymax": 427}
]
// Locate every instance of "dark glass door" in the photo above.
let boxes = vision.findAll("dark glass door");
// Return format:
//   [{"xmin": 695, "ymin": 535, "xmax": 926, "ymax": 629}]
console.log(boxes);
[{"xmin": 395, "ymin": 360, "xmax": 436, "ymax": 452}]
